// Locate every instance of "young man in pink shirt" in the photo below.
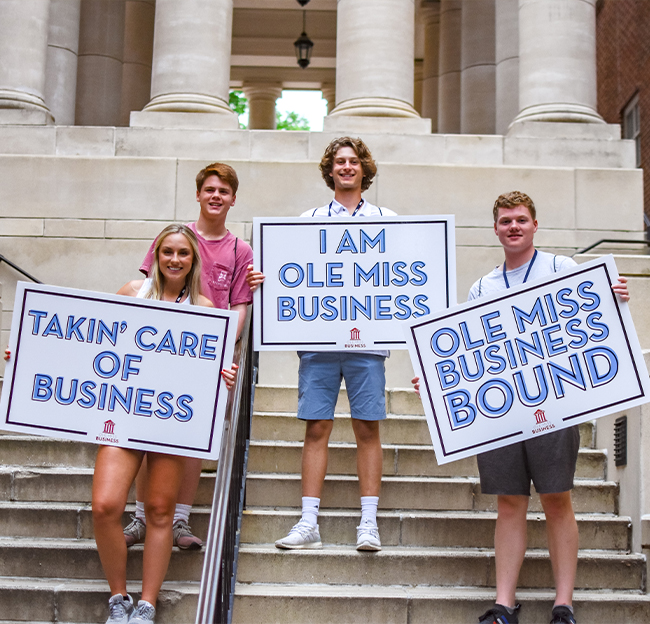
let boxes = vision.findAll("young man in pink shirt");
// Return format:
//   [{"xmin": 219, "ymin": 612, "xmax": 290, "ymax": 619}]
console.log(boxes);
[{"xmin": 125, "ymin": 162, "xmax": 253, "ymax": 550}]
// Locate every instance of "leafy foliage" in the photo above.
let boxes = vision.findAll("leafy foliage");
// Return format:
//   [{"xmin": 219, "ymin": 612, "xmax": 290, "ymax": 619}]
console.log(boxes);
[
  {"xmin": 276, "ymin": 110, "xmax": 310, "ymax": 131},
  {"xmin": 229, "ymin": 91, "xmax": 248, "ymax": 128}
]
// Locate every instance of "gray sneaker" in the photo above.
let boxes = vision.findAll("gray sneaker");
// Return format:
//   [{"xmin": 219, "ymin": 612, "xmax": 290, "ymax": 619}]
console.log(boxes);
[
  {"xmin": 106, "ymin": 593, "xmax": 134, "ymax": 623},
  {"xmin": 275, "ymin": 520, "xmax": 322, "ymax": 549},
  {"xmin": 123, "ymin": 515, "xmax": 146, "ymax": 548},
  {"xmin": 173, "ymin": 519, "xmax": 203, "ymax": 550},
  {"xmin": 130, "ymin": 600, "xmax": 156, "ymax": 624}
]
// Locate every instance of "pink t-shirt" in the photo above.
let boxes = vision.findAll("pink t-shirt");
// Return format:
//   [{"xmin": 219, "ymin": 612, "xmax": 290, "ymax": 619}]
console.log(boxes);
[{"xmin": 140, "ymin": 223, "xmax": 253, "ymax": 310}]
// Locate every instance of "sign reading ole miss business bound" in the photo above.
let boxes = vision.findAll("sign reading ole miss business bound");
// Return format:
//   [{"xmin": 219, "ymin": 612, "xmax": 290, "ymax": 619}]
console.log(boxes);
[
  {"xmin": 0, "ymin": 282, "xmax": 237, "ymax": 460},
  {"xmin": 253, "ymin": 215, "xmax": 456, "ymax": 351},
  {"xmin": 405, "ymin": 256, "xmax": 650, "ymax": 464}
]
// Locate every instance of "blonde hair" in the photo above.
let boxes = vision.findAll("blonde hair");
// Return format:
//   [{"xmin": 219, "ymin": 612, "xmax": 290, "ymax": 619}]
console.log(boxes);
[{"xmin": 147, "ymin": 224, "xmax": 202, "ymax": 304}]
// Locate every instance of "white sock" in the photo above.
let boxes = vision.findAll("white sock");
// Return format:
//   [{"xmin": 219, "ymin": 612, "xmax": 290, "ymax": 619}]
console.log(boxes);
[
  {"xmin": 301, "ymin": 496, "xmax": 320, "ymax": 527},
  {"xmin": 360, "ymin": 496, "xmax": 379, "ymax": 526},
  {"xmin": 135, "ymin": 501, "xmax": 146, "ymax": 524},
  {"xmin": 173, "ymin": 503, "xmax": 192, "ymax": 525}
]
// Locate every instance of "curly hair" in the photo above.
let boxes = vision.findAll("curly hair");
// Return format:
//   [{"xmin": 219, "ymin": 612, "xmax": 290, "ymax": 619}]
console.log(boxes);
[
  {"xmin": 319, "ymin": 137, "xmax": 377, "ymax": 192},
  {"xmin": 493, "ymin": 191, "xmax": 536, "ymax": 222},
  {"xmin": 147, "ymin": 224, "xmax": 202, "ymax": 305},
  {"xmin": 196, "ymin": 162, "xmax": 239, "ymax": 195}
]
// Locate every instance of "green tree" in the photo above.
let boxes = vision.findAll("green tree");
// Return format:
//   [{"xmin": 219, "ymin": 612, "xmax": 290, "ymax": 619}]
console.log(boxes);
[
  {"xmin": 229, "ymin": 91, "xmax": 248, "ymax": 128},
  {"xmin": 276, "ymin": 110, "xmax": 310, "ymax": 131}
]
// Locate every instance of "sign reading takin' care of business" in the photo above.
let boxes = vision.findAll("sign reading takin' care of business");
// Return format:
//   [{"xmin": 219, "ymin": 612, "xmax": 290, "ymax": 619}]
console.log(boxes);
[
  {"xmin": 405, "ymin": 256, "xmax": 650, "ymax": 464},
  {"xmin": 253, "ymin": 216, "xmax": 456, "ymax": 351},
  {"xmin": 0, "ymin": 282, "xmax": 237, "ymax": 460}
]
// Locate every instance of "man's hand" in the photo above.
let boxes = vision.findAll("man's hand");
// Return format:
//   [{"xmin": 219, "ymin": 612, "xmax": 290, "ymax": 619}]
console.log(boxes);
[
  {"xmin": 612, "ymin": 276, "xmax": 630, "ymax": 302},
  {"xmin": 246, "ymin": 265, "xmax": 266, "ymax": 292}
]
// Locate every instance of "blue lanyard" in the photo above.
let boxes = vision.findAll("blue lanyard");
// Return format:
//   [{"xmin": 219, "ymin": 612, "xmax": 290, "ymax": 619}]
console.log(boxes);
[
  {"xmin": 503, "ymin": 249, "xmax": 538, "ymax": 289},
  {"xmin": 328, "ymin": 199, "xmax": 364, "ymax": 216}
]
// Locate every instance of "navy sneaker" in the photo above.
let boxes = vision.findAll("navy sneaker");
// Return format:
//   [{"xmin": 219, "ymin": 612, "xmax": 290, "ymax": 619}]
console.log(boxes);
[
  {"xmin": 478, "ymin": 603, "xmax": 520, "ymax": 624},
  {"xmin": 550, "ymin": 605, "xmax": 576, "ymax": 624}
]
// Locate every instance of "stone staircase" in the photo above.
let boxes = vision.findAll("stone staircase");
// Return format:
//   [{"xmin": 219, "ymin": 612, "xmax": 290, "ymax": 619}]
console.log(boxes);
[
  {"xmin": 0, "ymin": 431, "xmax": 212, "ymax": 623},
  {"xmin": 233, "ymin": 385, "xmax": 650, "ymax": 624}
]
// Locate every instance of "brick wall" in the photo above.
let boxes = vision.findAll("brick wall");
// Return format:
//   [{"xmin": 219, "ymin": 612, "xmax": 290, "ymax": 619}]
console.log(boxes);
[{"xmin": 597, "ymin": 0, "xmax": 650, "ymax": 224}]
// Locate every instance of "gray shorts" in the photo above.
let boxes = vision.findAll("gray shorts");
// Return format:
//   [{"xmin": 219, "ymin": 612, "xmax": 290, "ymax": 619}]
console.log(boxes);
[{"xmin": 477, "ymin": 425, "xmax": 580, "ymax": 496}]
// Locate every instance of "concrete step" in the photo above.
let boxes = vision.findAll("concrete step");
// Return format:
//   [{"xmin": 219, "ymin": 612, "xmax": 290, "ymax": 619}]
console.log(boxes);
[
  {"xmin": 0, "ymin": 466, "xmax": 216, "ymax": 505},
  {"xmin": 0, "ymin": 576, "xmax": 197, "ymax": 623},
  {"xmin": 0, "ymin": 537, "xmax": 203, "ymax": 581},
  {"xmin": 245, "ymin": 474, "xmax": 618, "ymax": 514},
  {"xmin": 0, "ymin": 502, "xmax": 212, "ymax": 541},
  {"xmin": 0, "ymin": 436, "xmax": 218, "ymax": 471},
  {"xmin": 251, "ymin": 411, "xmax": 596, "ymax": 449},
  {"xmin": 240, "ymin": 508, "xmax": 631, "ymax": 551},
  {"xmin": 233, "ymin": 584, "xmax": 650, "ymax": 624},
  {"xmin": 248, "ymin": 440, "xmax": 605, "ymax": 479},
  {"xmin": 236, "ymin": 545, "xmax": 645, "ymax": 591}
]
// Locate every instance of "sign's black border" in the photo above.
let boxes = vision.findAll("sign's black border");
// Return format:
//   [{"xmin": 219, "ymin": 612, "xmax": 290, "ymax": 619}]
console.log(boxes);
[
  {"xmin": 410, "ymin": 262, "xmax": 646, "ymax": 459},
  {"xmin": 257, "ymin": 218, "xmax": 453, "ymax": 348},
  {"xmin": 4, "ymin": 286, "xmax": 232, "ymax": 455}
]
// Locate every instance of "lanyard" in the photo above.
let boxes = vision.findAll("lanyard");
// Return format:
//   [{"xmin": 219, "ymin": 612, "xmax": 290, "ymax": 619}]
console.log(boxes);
[
  {"xmin": 175, "ymin": 286, "xmax": 186, "ymax": 303},
  {"xmin": 328, "ymin": 199, "xmax": 364, "ymax": 217},
  {"xmin": 503, "ymin": 249, "xmax": 538, "ymax": 289}
]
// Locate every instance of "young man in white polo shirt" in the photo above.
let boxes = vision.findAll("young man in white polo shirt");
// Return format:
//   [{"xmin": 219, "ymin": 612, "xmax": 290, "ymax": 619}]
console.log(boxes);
[
  {"xmin": 247, "ymin": 137, "xmax": 395, "ymax": 551},
  {"xmin": 416, "ymin": 191, "xmax": 629, "ymax": 624}
]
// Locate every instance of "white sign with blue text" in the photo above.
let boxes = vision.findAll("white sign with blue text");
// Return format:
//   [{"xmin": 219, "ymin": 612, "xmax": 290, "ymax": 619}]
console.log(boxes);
[
  {"xmin": 0, "ymin": 282, "xmax": 237, "ymax": 460},
  {"xmin": 253, "ymin": 216, "xmax": 456, "ymax": 351},
  {"xmin": 405, "ymin": 256, "xmax": 650, "ymax": 464}
]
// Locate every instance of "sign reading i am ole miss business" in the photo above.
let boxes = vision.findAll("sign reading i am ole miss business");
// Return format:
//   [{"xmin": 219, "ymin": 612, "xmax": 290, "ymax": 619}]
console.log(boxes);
[
  {"xmin": 253, "ymin": 216, "xmax": 457, "ymax": 351},
  {"xmin": 0, "ymin": 282, "xmax": 237, "ymax": 460},
  {"xmin": 405, "ymin": 256, "xmax": 650, "ymax": 464}
]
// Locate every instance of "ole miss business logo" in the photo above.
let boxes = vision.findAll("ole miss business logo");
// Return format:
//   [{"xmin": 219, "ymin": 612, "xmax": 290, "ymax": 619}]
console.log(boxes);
[
  {"xmin": 96, "ymin": 419, "xmax": 119, "ymax": 444},
  {"xmin": 344, "ymin": 327, "xmax": 366, "ymax": 349},
  {"xmin": 531, "ymin": 409, "xmax": 555, "ymax": 435}
]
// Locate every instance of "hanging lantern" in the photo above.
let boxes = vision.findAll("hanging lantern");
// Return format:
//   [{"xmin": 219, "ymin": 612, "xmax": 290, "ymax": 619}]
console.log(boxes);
[{"xmin": 294, "ymin": 11, "xmax": 314, "ymax": 69}]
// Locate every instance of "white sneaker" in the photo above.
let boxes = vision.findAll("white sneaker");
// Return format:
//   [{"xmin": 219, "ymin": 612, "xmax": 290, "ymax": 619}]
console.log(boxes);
[
  {"xmin": 356, "ymin": 520, "xmax": 381, "ymax": 551},
  {"xmin": 130, "ymin": 600, "xmax": 156, "ymax": 624},
  {"xmin": 105, "ymin": 593, "xmax": 134, "ymax": 623},
  {"xmin": 275, "ymin": 519, "xmax": 322, "ymax": 549}
]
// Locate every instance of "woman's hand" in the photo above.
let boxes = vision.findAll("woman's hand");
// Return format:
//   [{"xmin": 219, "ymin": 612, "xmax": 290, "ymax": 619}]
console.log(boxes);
[
  {"xmin": 4, "ymin": 348, "xmax": 10, "ymax": 362},
  {"xmin": 221, "ymin": 363, "xmax": 239, "ymax": 391},
  {"xmin": 411, "ymin": 376, "xmax": 420, "ymax": 398},
  {"xmin": 611, "ymin": 276, "xmax": 630, "ymax": 302},
  {"xmin": 246, "ymin": 265, "xmax": 266, "ymax": 292}
]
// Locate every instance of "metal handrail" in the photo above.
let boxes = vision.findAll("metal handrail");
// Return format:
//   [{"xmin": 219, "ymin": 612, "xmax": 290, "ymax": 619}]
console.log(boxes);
[
  {"xmin": 196, "ymin": 308, "xmax": 255, "ymax": 624},
  {"xmin": 573, "ymin": 239, "xmax": 650, "ymax": 256},
  {"xmin": 0, "ymin": 254, "xmax": 41, "ymax": 283}
]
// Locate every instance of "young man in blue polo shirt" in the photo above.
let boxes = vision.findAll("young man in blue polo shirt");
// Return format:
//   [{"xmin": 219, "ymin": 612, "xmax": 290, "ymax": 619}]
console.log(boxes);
[
  {"xmin": 415, "ymin": 191, "xmax": 629, "ymax": 624},
  {"xmin": 247, "ymin": 137, "xmax": 395, "ymax": 551}
]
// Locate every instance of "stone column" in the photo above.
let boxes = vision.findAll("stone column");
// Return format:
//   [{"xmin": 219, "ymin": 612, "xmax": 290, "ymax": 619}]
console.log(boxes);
[
  {"xmin": 495, "ymin": 0, "xmax": 519, "ymax": 134},
  {"xmin": 325, "ymin": 0, "xmax": 429, "ymax": 133},
  {"xmin": 134, "ymin": 0, "xmax": 237, "ymax": 128},
  {"xmin": 513, "ymin": 0, "xmax": 603, "ymax": 124},
  {"xmin": 75, "ymin": 0, "xmax": 125, "ymax": 126},
  {"xmin": 243, "ymin": 83, "xmax": 282, "ymax": 130},
  {"xmin": 438, "ymin": 0, "xmax": 461, "ymax": 133},
  {"xmin": 321, "ymin": 84, "xmax": 336, "ymax": 114},
  {"xmin": 420, "ymin": 0, "xmax": 440, "ymax": 132},
  {"xmin": 45, "ymin": 0, "xmax": 81, "ymax": 126},
  {"xmin": 460, "ymin": 0, "xmax": 495, "ymax": 134},
  {"xmin": 0, "ymin": 0, "xmax": 53, "ymax": 124},
  {"xmin": 120, "ymin": 0, "xmax": 155, "ymax": 126},
  {"xmin": 414, "ymin": 60, "xmax": 423, "ymax": 116}
]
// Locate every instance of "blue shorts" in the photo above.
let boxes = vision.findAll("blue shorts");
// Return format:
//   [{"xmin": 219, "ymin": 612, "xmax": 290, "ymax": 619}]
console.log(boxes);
[{"xmin": 297, "ymin": 352, "xmax": 386, "ymax": 421}]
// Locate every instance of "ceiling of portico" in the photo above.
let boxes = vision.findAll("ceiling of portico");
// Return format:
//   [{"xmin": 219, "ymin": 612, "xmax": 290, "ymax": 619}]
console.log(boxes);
[
  {"xmin": 230, "ymin": 0, "xmax": 426, "ymax": 91},
  {"xmin": 230, "ymin": 0, "xmax": 337, "ymax": 89}
]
